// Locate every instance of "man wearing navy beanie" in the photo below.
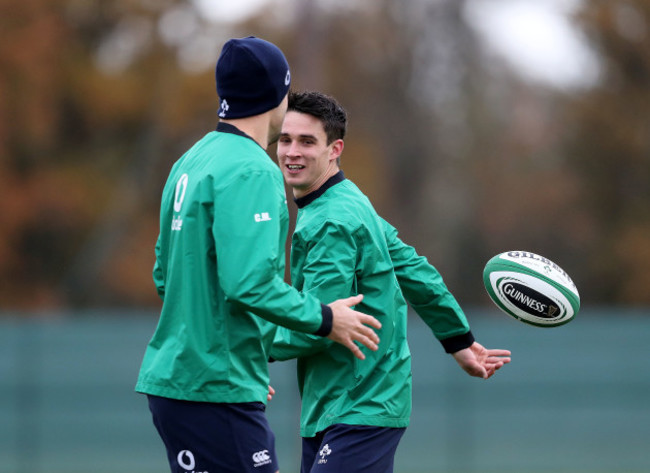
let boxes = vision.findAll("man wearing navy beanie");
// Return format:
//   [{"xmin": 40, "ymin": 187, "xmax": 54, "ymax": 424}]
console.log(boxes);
[
  {"xmin": 216, "ymin": 36, "xmax": 292, "ymax": 120},
  {"xmin": 136, "ymin": 36, "xmax": 381, "ymax": 473}
]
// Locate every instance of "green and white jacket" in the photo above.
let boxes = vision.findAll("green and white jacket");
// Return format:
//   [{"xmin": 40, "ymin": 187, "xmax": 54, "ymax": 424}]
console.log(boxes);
[
  {"xmin": 136, "ymin": 123, "xmax": 331, "ymax": 404},
  {"xmin": 271, "ymin": 172, "xmax": 473, "ymax": 437}
]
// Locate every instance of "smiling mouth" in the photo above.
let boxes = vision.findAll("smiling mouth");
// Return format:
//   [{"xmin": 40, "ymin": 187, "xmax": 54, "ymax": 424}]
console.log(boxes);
[{"xmin": 286, "ymin": 164, "xmax": 305, "ymax": 172}]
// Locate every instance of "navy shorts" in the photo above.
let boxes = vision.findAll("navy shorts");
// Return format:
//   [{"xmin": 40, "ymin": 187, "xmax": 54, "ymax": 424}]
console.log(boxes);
[
  {"xmin": 147, "ymin": 395, "xmax": 279, "ymax": 473},
  {"xmin": 301, "ymin": 424, "xmax": 406, "ymax": 473}
]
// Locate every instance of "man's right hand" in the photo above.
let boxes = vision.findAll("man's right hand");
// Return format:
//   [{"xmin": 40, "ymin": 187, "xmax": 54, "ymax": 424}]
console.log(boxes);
[{"xmin": 327, "ymin": 294, "xmax": 381, "ymax": 360}]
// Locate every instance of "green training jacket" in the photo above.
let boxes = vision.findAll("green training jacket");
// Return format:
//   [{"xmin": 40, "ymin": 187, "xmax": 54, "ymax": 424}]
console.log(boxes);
[
  {"xmin": 136, "ymin": 123, "xmax": 331, "ymax": 404},
  {"xmin": 270, "ymin": 172, "xmax": 473, "ymax": 437}
]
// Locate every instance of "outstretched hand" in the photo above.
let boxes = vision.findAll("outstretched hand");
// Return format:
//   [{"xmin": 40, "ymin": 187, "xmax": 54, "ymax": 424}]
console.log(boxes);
[
  {"xmin": 452, "ymin": 342, "xmax": 511, "ymax": 379},
  {"xmin": 327, "ymin": 294, "xmax": 381, "ymax": 360}
]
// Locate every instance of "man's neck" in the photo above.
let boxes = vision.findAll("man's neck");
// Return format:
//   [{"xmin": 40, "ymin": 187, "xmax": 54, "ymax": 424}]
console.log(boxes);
[
  {"xmin": 220, "ymin": 115, "xmax": 271, "ymax": 149},
  {"xmin": 293, "ymin": 165, "xmax": 340, "ymax": 199},
  {"xmin": 293, "ymin": 170, "xmax": 345, "ymax": 208}
]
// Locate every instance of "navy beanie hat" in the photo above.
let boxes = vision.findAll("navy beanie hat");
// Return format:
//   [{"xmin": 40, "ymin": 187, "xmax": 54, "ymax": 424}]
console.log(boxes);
[{"xmin": 216, "ymin": 36, "xmax": 291, "ymax": 119}]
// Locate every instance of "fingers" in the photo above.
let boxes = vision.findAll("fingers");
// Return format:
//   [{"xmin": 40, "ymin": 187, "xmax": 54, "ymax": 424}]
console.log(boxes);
[
  {"xmin": 328, "ymin": 295, "xmax": 381, "ymax": 359},
  {"xmin": 462, "ymin": 344, "xmax": 512, "ymax": 379},
  {"xmin": 359, "ymin": 313, "xmax": 382, "ymax": 331},
  {"xmin": 346, "ymin": 341, "xmax": 366, "ymax": 360},
  {"xmin": 349, "ymin": 314, "xmax": 380, "ymax": 353},
  {"xmin": 485, "ymin": 363, "xmax": 502, "ymax": 377},
  {"xmin": 355, "ymin": 315, "xmax": 380, "ymax": 343},
  {"xmin": 356, "ymin": 330, "xmax": 379, "ymax": 352},
  {"xmin": 482, "ymin": 348, "xmax": 512, "ymax": 370},
  {"xmin": 344, "ymin": 324, "xmax": 380, "ymax": 359},
  {"xmin": 486, "ymin": 349, "xmax": 512, "ymax": 357},
  {"xmin": 486, "ymin": 355, "xmax": 511, "ymax": 364},
  {"xmin": 483, "ymin": 357, "xmax": 510, "ymax": 379}
]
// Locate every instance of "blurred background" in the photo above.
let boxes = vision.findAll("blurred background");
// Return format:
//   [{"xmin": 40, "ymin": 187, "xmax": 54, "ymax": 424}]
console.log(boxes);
[{"xmin": 0, "ymin": 0, "xmax": 648, "ymax": 472}]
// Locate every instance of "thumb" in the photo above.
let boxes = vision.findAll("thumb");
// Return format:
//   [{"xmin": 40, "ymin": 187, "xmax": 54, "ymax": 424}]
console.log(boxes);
[
  {"xmin": 466, "ymin": 362, "xmax": 488, "ymax": 379},
  {"xmin": 335, "ymin": 294, "xmax": 364, "ymax": 307}
]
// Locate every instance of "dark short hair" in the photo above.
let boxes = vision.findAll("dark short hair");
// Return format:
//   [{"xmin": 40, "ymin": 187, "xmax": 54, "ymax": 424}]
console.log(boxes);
[{"xmin": 287, "ymin": 91, "xmax": 347, "ymax": 144}]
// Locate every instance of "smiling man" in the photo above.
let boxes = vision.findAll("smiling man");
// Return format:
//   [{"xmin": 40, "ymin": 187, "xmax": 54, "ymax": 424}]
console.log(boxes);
[
  {"xmin": 278, "ymin": 107, "xmax": 343, "ymax": 197},
  {"xmin": 272, "ymin": 91, "xmax": 511, "ymax": 473}
]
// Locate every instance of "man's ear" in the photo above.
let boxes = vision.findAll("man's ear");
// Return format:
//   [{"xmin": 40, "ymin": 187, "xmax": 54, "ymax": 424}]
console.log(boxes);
[{"xmin": 330, "ymin": 139, "xmax": 344, "ymax": 162}]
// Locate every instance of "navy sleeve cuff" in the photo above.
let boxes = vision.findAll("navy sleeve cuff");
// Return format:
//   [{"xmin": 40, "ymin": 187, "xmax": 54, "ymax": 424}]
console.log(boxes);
[
  {"xmin": 441, "ymin": 330, "xmax": 475, "ymax": 354},
  {"xmin": 314, "ymin": 304, "xmax": 333, "ymax": 337}
]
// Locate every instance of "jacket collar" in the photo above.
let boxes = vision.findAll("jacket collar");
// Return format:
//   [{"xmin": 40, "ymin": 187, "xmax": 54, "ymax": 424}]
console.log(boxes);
[
  {"xmin": 294, "ymin": 171, "xmax": 345, "ymax": 209},
  {"xmin": 216, "ymin": 122, "xmax": 260, "ymax": 148}
]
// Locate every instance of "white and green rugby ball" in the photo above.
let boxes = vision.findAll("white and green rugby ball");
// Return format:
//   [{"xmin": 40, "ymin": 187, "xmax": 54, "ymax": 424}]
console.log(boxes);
[{"xmin": 483, "ymin": 251, "xmax": 580, "ymax": 327}]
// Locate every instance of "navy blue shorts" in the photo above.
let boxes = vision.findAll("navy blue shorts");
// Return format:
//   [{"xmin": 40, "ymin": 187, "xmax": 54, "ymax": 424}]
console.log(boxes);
[
  {"xmin": 301, "ymin": 424, "xmax": 406, "ymax": 473},
  {"xmin": 147, "ymin": 395, "xmax": 279, "ymax": 473}
]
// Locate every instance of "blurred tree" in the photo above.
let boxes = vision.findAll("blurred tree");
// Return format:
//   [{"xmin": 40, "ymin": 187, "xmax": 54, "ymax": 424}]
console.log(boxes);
[
  {"xmin": 259, "ymin": 0, "xmax": 586, "ymax": 304},
  {"xmin": 565, "ymin": 0, "xmax": 650, "ymax": 304},
  {"xmin": 0, "ymin": 0, "xmax": 219, "ymax": 308},
  {"xmin": 0, "ymin": 0, "xmax": 76, "ymax": 307},
  {"xmin": 1, "ymin": 0, "xmax": 649, "ymax": 311},
  {"xmin": 58, "ymin": 0, "xmax": 222, "ymax": 307}
]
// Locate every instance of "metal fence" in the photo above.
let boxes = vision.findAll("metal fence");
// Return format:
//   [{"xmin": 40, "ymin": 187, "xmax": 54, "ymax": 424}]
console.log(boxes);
[{"xmin": 0, "ymin": 308, "xmax": 648, "ymax": 473}]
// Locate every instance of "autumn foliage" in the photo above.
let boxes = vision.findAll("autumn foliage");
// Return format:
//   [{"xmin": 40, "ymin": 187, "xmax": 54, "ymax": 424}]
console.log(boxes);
[{"xmin": 1, "ymin": 0, "xmax": 649, "ymax": 310}]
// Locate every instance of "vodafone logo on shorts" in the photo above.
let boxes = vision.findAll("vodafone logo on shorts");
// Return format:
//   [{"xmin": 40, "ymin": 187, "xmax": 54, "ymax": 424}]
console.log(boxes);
[
  {"xmin": 177, "ymin": 449, "xmax": 208, "ymax": 473},
  {"xmin": 177, "ymin": 450, "xmax": 195, "ymax": 469},
  {"xmin": 252, "ymin": 449, "xmax": 272, "ymax": 467}
]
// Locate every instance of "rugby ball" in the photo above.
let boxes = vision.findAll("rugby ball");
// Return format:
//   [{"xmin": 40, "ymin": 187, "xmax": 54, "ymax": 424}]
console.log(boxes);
[{"xmin": 483, "ymin": 251, "xmax": 580, "ymax": 327}]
